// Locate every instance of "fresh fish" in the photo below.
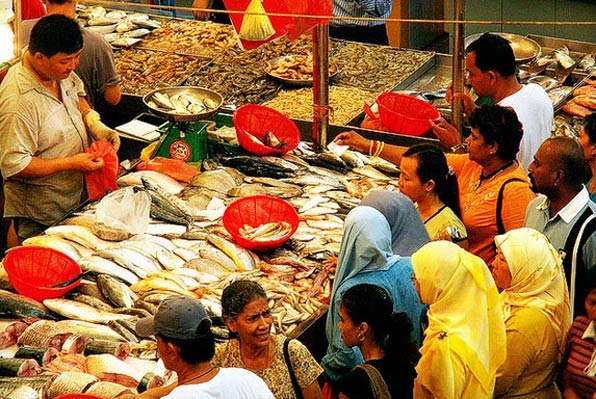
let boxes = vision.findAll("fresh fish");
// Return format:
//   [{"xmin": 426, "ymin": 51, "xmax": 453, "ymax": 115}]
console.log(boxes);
[
  {"xmin": 141, "ymin": 177, "xmax": 199, "ymax": 219},
  {"xmin": 579, "ymin": 53, "xmax": 595, "ymax": 71},
  {"xmin": 54, "ymin": 320, "xmax": 126, "ymax": 342},
  {"xmin": 118, "ymin": 170, "xmax": 185, "ymax": 195},
  {"xmin": 0, "ymin": 289, "xmax": 55, "ymax": 319},
  {"xmin": 42, "ymin": 298, "xmax": 137, "ymax": 324},
  {"xmin": 92, "ymin": 222, "xmax": 132, "ymax": 242},
  {"xmin": 129, "ymin": 234, "xmax": 177, "ymax": 252},
  {"xmin": 207, "ymin": 234, "xmax": 257, "ymax": 270},
  {"xmin": 352, "ymin": 165, "xmax": 392, "ymax": 181},
  {"xmin": 367, "ymin": 157, "xmax": 401, "ymax": 176},
  {"xmin": 183, "ymin": 257, "xmax": 230, "ymax": 277},
  {"xmin": 302, "ymin": 151, "xmax": 349, "ymax": 173},
  {"xmin": 0, "ymin": 376, "xmax": 54, "ymax": 399},
  {"xmin": 78, "ymin": 255, "xmax": 140, "ymax": 285},
  {"xmin": 527, "ymin": 75, "xmax": 561, "ymax": 92},
  {"xmin": 22, "ymin": 235, "xmax": 82, "ymax": 260},
  {"xmin": 221, "ymin": 156, "xmax": 295, "ymax": 178},
  {"xmin": 7, "ymin": 385, "xmax": 40, "ymax": 399},
  {"xmin": 340, "ymin": 150, "xmax": 365, "ymax": 168},
  {"xmin": 263, "ymin": 130, "xmax": 285, "ymax": 148},
  {"xmin": 171, "ymin": 267, "xmax": 220, "ymax": 285},
  {"xmin": 97, "ymin": 274, "xmax": 137, "ymax": 309},
  {"xmin": 85, "ymin": 339, "xmax": 132, "ymax": 360},
  {"xmin": 17, "ymin": 320, "xmax": 72, "ymax": 349},
  {"xmin": 67, "ymin": 292, "xmax": 114, "ymax": 312},
  {"xmin": 46, "ymin": 371, "xmax": 99, "ymax": 399},
  {"xmin": 0, "ymin": 358, "xmax": 42, "ymax": 377},
  {"xmin": 282, "ymin": 174, "xmax": 345, "ymax": 189},
  {"xmin": 44, "ymin": 225, "xmax": 111, "ymax": 251},
  {"xmin": 129, "ymin": 277, "xmax": 199, "ymax": 298},
  {"xmin": 239, "ymin": 221, "xmax": 292, "ymax": 241},
  {"xmin": 190, "ymin": 168, "xmax": 244, "ymax": 194},
  {"xmin": 116, "ymin": 20, "xmax": 138, "ymax": 33},
  {"xmin": 85, "ymin": 380, "xmax": 136, "ymax": 398},
  {"xmin": 261, "ymin": 156, "xmax": 305, "ymax": 172},
  {"xmin": 14, "ymin": 346, "xmax": 60, "ymax": 367}
]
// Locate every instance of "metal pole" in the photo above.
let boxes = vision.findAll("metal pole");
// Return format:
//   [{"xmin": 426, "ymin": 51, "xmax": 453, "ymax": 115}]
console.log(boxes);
[
  {"xmin": 13, "ymin": 0, "xmax": 21, "ymax": 58},
  {"xmin": 312, "ymin": 24, "xmax": 329, "ymax": 151},
  {"xmin": 451, "ymin": 0, "xmax": 465, "ymax": 134}
]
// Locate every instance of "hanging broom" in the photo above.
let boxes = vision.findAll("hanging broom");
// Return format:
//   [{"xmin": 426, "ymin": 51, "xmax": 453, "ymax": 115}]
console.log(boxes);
[{"xmin": 239, "ymin": 0, "xmax": 275, "ymax": 41}]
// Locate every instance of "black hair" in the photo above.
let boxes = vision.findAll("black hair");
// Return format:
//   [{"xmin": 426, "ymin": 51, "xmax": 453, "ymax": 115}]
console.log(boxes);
[
  {"xmin": 158, "ymin": 319, "xmax": 215, "ymax": 364},
  {"xmin": 341, "ymin": 284, "xmax": 420, "ymax": 365},
  {"xmin": 469, "ymin": 105, "xmax": 523, "ymax": 162},
  {"xmin": 221, "ymin": 279, "xmax": 267, "ymax": 321},
  {"xmin": 544, "ymin": 136, "xmax": 589, "ymax": 187},
  {"xmin": 402, "ymin": 143, "xmax": 461, "ymax": 217},
  {"xmin": 466, "ymin": 32, "xmax": 516, "ymax": 78},
  {"xmin": 28, "ymin": 14, "xmax": 83, "ymax": 58},
  {"xmin": 584, "ymin": 113, "xmax": 596, "ymax": 144}
]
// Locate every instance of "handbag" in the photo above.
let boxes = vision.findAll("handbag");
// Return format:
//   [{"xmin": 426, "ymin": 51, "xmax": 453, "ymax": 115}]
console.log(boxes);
[
  {"xmin": 283, "ymin": 338, "xmax": 304, "ymax": 399},
  {"xmin": 355, "ymin": 364, "xmax": 392, "ymax": 399}
]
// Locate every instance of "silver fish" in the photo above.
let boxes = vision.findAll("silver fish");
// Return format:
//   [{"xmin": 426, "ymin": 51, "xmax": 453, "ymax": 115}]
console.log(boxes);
[
  {"xmin": 78, "ymin": 255, "xmax": 140, "ymax": 285},
  {"xmin": 97, "ymin": 274, "xmax": 137, "ymax": 309},
  {"xmin": 43, "ymin": 298, "xmax": 137, "ymax": 324}
]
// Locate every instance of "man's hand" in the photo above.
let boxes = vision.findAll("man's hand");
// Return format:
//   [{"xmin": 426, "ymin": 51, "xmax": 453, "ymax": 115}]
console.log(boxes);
[
  {"xmin": 446, "ymin": 83, "xmax": 477, "ymax": 117},
  {"xmin": 192, "ymin": 0, "xmax": 211, "ymax": 20},
  {"xmin": 429, "ymin": 118, "xmax": 462, "ymax": 149},
  {"xmin": 84, "ymin": 109, "xmax": 121, "ymax": 151},
  {"xmin": 332, "ymin": 130, "xmax": 369, "ymax": 153},
  {"xmin": 69, "ymin": 153, "xmax": 104, "ymax": 173}
]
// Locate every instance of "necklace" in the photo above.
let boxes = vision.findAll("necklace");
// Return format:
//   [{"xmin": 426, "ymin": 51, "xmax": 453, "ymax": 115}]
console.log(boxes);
[
  {"xmin": 474, "ymin": 161, "xmax": 514, "ymax": 190},
  {"xmin": 178, "ymin": 366, "xmax": 217, "ymax": 385}
]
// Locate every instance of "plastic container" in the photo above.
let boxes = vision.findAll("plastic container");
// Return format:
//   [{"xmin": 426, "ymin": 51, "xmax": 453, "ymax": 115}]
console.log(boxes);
[
  {"xmin": 223, "ymin": 195, "xmax": 299, "ymax": 252},
  {"xmin": 376, "ymin": 92, "xmax": 441, "ymax": 136},
  {"xmin": 233, "ymin": 105, "xmax": 300, "ymax": 156},
  {"xmin": 3, "ymin": 246, "xmax": 82, "ymax": 302}
]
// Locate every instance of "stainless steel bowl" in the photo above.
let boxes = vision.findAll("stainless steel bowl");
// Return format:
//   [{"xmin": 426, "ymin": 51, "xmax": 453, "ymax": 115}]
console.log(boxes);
[
  {"xmin": 464, "ymin": 33, "xmax": 541, "ymax": 63},
  {"xmin": 142, "ymin": 86, "xmax": 223, "ymax": 122},
  {"xmin": 265, "ymin": 55, "xmax": 339, "ymax": 87}
]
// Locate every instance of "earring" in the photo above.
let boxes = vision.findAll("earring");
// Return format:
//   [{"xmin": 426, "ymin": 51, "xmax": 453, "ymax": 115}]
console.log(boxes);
[{"xmin": 357, "ymin": 334, "xmax": 364, "ymax": 342}]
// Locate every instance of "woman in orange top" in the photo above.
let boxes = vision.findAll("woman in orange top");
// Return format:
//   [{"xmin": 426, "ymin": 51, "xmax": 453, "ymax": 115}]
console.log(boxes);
[{"xmin": 333, "ymin": 105, "xmax": 535, "ymax": 264}]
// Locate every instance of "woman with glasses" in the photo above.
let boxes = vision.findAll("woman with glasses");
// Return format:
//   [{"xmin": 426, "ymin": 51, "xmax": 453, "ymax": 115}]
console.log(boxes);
[{"xmin": 212, "ymin": 279, "xmax": 324, "ymax": 399}]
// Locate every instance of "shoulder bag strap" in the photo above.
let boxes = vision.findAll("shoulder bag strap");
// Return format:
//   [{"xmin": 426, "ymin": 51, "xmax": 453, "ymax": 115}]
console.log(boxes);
[
  {"xmin": 568, "ymin": 211, "xmax": 596, "ymax": 319},
  {"xmin": 496, "ymin": 177, "xmax": 526, "ymax": 234},
  {"xmin": 355, "ymin": 364, "xmax": 392, "ymax": 399},
  {"xmin": 283, "ymin": 338, "xmax": 304, "ymax": 399}
]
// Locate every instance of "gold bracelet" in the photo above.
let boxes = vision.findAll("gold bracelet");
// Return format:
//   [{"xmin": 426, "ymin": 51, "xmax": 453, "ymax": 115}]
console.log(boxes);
[
  {"xmin": 373, "ymin": 141, "xmax": 384, "ymax": 158},
  {"xmin": 369, "ymin": 140, "xmax": 375, "ymax": 157}
]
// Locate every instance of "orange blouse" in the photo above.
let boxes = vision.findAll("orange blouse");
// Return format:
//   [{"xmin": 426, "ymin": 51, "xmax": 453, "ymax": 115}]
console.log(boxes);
[{"xmin": 447, "ymin": 154, "xmax": 536, "ymax": 264}]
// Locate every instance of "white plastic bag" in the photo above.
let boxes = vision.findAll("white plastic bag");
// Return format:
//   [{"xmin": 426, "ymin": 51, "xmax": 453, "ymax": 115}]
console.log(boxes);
[{"xmin": 95, "ymin": 187, "xmax": 151, "ymax": 234}]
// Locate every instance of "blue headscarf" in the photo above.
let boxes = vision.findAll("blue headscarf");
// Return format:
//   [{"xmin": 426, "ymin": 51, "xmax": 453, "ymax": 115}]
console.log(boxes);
[
  {"xmin": 360, "ymin": 190, "xmax": 430, "ymax": 256},
  {"xmin": 322, "ymin": 206, "xmax": 425, "ymax": 382}
]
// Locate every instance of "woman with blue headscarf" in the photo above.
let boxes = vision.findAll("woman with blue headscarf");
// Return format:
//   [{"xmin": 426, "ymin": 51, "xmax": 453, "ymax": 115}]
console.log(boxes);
[{"xmin": 321, "ymin": 205, "xmax": 427, "ymax": 383}]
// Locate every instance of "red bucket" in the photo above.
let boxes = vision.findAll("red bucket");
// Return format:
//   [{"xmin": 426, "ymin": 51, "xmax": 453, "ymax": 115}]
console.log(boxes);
[
  {"xmin": 376, "ymin": 92, "xmax": 440, "ymax": 136},
  {"xmin": 3, "ymin": 246, "xmax": 82, "ymax": 302},
  {"xmin": 223, "ymin": 195, "xmax": 299, "ymax": 252},
  {"xmin": 233, "ymin": 104, "xmax": 301, "ymax": 156}
]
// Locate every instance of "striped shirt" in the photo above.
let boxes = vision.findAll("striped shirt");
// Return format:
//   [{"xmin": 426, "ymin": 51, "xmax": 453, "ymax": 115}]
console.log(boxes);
[
  {"xmin": 331, "ymin": 0, "xmax": 392, "ymax": 27},
  {"xmin": 565, "ymin": 316, "xmax": 596, "ymax": 399}
]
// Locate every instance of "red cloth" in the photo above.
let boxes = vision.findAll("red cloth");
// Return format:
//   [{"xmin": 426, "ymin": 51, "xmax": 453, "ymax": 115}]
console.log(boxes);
[
  {"xmin": 18, "ymin": 0, "xmax": 46, "ymax": 20},
  {"xmin": 85, "ymin": 141, "xmax": 119, "ymax": 201}
]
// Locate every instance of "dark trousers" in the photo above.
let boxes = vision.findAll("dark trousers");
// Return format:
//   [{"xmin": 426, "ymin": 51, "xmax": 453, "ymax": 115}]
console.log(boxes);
[{"xmin": 329, "ymin": 24, "xmax": 389, "ymax": 46}]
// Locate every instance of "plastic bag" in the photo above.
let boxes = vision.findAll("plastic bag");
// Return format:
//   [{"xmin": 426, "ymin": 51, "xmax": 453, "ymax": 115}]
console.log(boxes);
[
  {"xmin": 85, "ymin": 140, "xmax": 119, "ymax": 201},
  {"xmin": 95, "ymin": 187, "xmax": 151, "ymax": 234}
]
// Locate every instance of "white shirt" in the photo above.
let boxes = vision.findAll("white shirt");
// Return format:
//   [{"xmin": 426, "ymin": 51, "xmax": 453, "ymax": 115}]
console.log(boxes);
[{"xmin": 499, "ymin": 83, "xmax": 553, "ymax": 172}]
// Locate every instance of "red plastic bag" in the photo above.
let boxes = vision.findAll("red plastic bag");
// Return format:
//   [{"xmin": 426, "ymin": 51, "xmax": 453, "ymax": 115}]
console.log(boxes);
[
  {"xmin": 360, "ymin": 103, "xmax": 388, "ymax": 132},
  {"xmin": 85, "ymin": 140, "xmax": 119, "ymax": 201},
  {"xmin": 285, "ymin": 0, "xmax": 332, "ymax": 41},
  {"xmin": 136, "ymin": 157, "xmax": 200, "ymax": 183}
]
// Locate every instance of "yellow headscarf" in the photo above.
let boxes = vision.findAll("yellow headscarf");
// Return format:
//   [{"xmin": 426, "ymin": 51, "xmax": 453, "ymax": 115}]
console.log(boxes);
[
  {"xmin": 412, "ymin": 241, "xmax": 506, "ymax": 398},
  {"xmin": 494, "ymin": 227, "xmax": 571, "ymax": 358}
]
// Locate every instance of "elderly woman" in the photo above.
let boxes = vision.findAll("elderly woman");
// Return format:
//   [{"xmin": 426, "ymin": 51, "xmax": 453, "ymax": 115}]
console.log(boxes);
[
  {"xmin": 322, "ymin": 206, "xmax": 426, "ymax": 383},
  {"xmin": 212, "ymin": 280, "xmax": 323, "ymax": 399},
  {"xmin": 336, "ymin": 284, "xmax": 419, "ymax": 399},
  {"xmin": 333, "ymin": 105, "xmax": 535, "ymax": 264},
  {"xmin": 359, "ymin": 190, "xmax": 430, "ymax": 256},
  {"xmin": 411, "ymin": 241, "xmax": 506, "ymax": 399},
  {"xmin": 490, "ymin": 227, "xmax": 570, "ymax": 398},
  {"xmin": 577, "ymin": 113, "xmax": 596, "ymax": 201}
]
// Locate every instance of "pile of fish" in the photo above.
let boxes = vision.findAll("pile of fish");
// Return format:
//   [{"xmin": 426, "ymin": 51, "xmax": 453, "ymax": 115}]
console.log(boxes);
[
  {"xmin": 239, "ymin": 221, "xmax": 292, "ymax": 242},
  {"xmin": 146, "ymin": 91, "xmax": 220, "ymax": 116},
  {"xmin": 562, "ymin": 79, "xmax": 596, "ymax": 118},
  {"xmin": 76, "ymin": 5, "xmax": 161, "ymax": 47},
  {"xmin": 0, "ymin": 140, "xmax": 404, "ymax": 398},
  {"xmin": 524, "ymin": 45, "xmax": 595, "ymax": 78}
]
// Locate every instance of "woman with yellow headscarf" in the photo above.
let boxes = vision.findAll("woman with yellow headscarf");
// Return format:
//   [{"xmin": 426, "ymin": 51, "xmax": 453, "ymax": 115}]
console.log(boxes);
[
  {"xmin": 411, "ymin": 241, "xmax": 506, "ymax": 399},
  {"xmin": 491, "ymin": 227, "xmax": 570, "ymax": 398}
]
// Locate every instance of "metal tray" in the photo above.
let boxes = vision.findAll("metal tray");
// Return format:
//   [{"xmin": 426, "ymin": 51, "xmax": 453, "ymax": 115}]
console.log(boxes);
[
  {"xmin": 142, "ymin": 86, "xmax": 223, "ymax": 122},
  {"xmin": 265, "ymin": 55, "xmax": 339, "ymax": 87},
  {"xmin": 465, "ymin": 33, "xmax": 541, "ymax": 63}
]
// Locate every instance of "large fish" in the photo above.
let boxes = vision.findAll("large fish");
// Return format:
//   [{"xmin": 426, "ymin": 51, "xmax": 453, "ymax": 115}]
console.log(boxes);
[
  {"xmin": 85, "ymin": 380, "xmax": 136, "ymax": 398},
  {"xmin": 44, "ymin": 225, "xmax": 111, "ymax": 251},
  {"xmin": 86, "ymin": 354, "xmax": 142, "ymax": 387},
  {"xmin": 46, "ymin": 371, "xmax": 99, "ymax": 399},
  {"xmin": 0, "ymin": 289, "xmax": 56, "ymax": 320},
  {"xmin": 117, "ymin": 170, "xmax": 185, "ymax": 195},
  {"xmin": 97, "ymin": 274, "xmax": 137, "ymax": 309},
  {"xmin": 129, "ymin": 277, "xmax": 199, "ymax": 298},
  {"xmin": 78, "ymin": 255, "xmax": 140, "ymax": 285},
  {"xmin": 6, "ymin": 385, "xmax": 40, "ymax": 399},
  {"xmin": 42, "ymin": 298, "xmax": 137, "ymax": 324},
  {"xmin": 190, "ymin": 168, "xmax": 244, "ymax": 194},
  {"xmin": 21, "ymin": 235, "xmax": 82, "ymax": 261},
  {"xmin": 0, "ymin": 375, "xmax": 55, "ymax": 399}
]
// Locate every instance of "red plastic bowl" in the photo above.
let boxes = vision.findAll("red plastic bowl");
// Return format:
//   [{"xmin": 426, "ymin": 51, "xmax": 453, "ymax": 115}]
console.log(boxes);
[
  {"xmin": 223, "ymin": 195, "xmax": 299, "ymax": 252},
  {"xmin": 233, "ymin": 104, "xmax": 301, "ymax": 156},
  {"xmin": 376, "ymin": 92, "xmax": 440, "ymax": 136},
  {"xmin": 3, "ymin": 246, "xmax": 82, "ymax": 302}
]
